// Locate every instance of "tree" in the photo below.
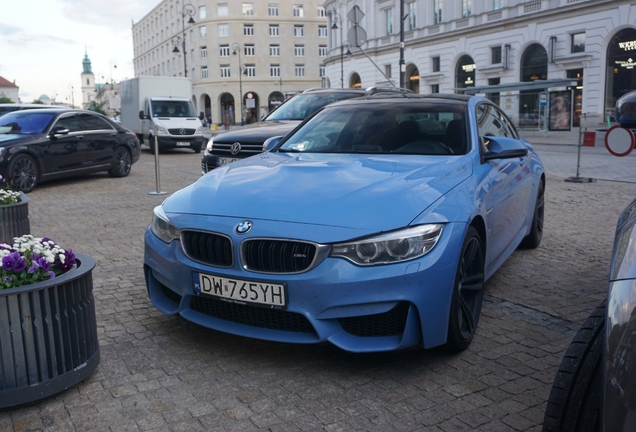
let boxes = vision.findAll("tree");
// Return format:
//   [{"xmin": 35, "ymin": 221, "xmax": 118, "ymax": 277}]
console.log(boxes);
[
  {"xmin": 0, "ymin": 97, "xmax": 14, "ymax": 104},
  {"xmin": 30, "ymin": 100, "xmax": 44, "ymax": 104},
  {"xmin": 88, "ymin": 101, "xmax": 107, "ymax": 115}
]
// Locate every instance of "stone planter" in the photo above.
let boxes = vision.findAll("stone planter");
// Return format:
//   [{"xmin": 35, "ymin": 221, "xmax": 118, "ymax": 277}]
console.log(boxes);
[
  {"xmin": 0, "ymin": 253, "xmax": 99, "ymax": 409},
  {"xmin": 0, "ymin": 192, "xmax": 30, "ymax": 244}
]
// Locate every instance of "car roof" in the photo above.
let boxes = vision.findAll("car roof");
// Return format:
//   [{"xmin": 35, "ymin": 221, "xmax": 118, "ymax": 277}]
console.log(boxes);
[
  {"xmin": 300, "ymin": 86, "xmax": 413, "ymax": 96},
  {"xmin": 322, "ymin": 92, "xmax": 475, "ymax": 108}
]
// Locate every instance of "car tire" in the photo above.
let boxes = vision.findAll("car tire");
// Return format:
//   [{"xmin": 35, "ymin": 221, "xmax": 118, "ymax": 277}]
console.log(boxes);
[
  {"xmin": 542, "ymin": 300, "xmax": 604, "ymax": 432},
  {"xmin": 108, "ymin": 146, "xmax": 132, "ymax": 178},
  {"xmin": 445, "ymin": 225, "xmax": 485, "ymax": 352},
  {"xmin": 519, "ymin": 178, "xmax": 545, "ymax": 249},
  {"xmin": 193, "ymin": 145, "xmax": 202, "ymax": 154},
  {"xmin": 148, "ymin": 135, "xmax": 156, "ymax": 154},
  {"xmin": 8, "ymin": 154, "xmax": 39, "ymax": 193}
]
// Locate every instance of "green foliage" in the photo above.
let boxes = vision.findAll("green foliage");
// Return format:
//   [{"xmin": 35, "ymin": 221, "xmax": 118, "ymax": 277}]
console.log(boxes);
[
  {"xmin": 30, "ymin": 100, "xmax": 44, "ymax": 104},
  {"xmin": 88, "ymin": 101, "xmax": 107, "ymax": 115},
  {"xmin": 0, "ymin": 97, "xmax": 14, "ymax": 104}
]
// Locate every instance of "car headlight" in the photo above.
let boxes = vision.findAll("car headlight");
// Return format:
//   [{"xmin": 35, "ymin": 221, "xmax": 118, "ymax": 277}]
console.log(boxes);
[
  {"xmin": 156, "ymin": 126, "xmax": 168, "ymax": 135},
  {"xmin": 196, "ymin": 126, "xmax": 203, "ymax": 134},
  {"xmin": 206, "ymin": 137, "xmax": 214, "ymax": 152},
  {"xmin": 330, "ymin": 224, "xmax": 444, "ymax": 266},
  {"xmin": 150, "ymin": 206, "xmax": 180, "ymax": 243}
]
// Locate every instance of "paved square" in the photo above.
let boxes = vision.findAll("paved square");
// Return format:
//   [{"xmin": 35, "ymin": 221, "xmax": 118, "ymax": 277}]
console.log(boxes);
[{"xmin": 1, "ymin": 148, "xmax": 633, "ymax": 431}]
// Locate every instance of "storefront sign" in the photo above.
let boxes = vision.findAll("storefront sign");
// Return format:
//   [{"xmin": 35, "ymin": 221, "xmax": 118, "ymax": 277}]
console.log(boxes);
[
  {"xmin": 462, "ymin": 64, "xmax": 476, "ymax": 72},
  {"xmin": 615, "ymin": 58, "xmax": 636, "ymax": 69},
  {"xmin": 618, "ymin": 41, "xmax": 636, "ymax": 51}
]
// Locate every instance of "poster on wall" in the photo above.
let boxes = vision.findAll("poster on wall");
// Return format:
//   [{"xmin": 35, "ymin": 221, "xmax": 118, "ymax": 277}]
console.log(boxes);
[{"xmin": 549, "ymin": 91, "xmax": 572, "ymax": 131}]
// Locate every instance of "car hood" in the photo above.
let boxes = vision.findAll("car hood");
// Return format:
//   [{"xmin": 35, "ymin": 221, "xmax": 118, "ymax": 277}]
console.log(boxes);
[
  {"xmin": 165, "ymin": 152, "xmax": 473, "ymax": 231},
  {"xmin": 212, "ymin": 120, "xmax": 300, "ymax": 143}
]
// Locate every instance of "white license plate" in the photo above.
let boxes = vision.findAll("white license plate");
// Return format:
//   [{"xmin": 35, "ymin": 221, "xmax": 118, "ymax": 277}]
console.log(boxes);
[
  {"xmin": 194, "ymin": 272, "xmax": 286, "ymax": 309},
  {"xmin": 219, "ymin": 157, "xmax": 241, "ymax": 166},
  {"xmin": 176, "ymin": 142, "xmax": 190, "ymax": 147}
]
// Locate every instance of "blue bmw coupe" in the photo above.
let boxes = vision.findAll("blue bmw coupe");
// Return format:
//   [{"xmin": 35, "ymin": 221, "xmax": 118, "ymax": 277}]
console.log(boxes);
[{"xmin": 144, "ymin": 93, "xmax": 545, "ymax": 353}]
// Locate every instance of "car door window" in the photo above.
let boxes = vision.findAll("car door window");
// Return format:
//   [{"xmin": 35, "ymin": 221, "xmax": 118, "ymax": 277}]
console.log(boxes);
[
  {"xmin": 53, "ymin": 114, "xmax": 81, "ymax": 133},
  {"xmin": 78, "ymin": 114, "xmax": 113, "ymax": 131}
]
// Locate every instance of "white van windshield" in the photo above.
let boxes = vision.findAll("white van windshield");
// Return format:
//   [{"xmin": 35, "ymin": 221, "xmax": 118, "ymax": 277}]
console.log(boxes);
[{"xmin": 151, "ymin": 101, "xmax": 195, "ymax": 117}]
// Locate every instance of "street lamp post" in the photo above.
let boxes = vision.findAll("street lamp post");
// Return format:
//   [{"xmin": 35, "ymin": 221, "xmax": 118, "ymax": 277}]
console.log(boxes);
[
  {"xmin": 171, "ymin": 4, "xmax": 196, "ymax": 77},
  {"xmin": 232, "ymin": 42, "xmax": 245, "ymax": 126},
  {"xmin": 330, "ymin": 11, "xmax": 351, "ymax": 89},
  {"xmin": 110, "ymin": 58, "xmax": 117, "ymax": 88}
]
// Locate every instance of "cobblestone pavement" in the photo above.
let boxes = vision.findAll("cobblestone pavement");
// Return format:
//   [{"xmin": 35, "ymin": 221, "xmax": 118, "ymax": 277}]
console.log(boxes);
[{"xmin": 1, "ymin": 145, "xmax": 635, "ymax": 431}]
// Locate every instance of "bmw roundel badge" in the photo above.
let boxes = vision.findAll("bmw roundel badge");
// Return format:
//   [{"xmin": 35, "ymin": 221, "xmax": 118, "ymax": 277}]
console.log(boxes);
[{"xmin": 236, "ymin": 220, "xmax": 253, "ymax": 234}]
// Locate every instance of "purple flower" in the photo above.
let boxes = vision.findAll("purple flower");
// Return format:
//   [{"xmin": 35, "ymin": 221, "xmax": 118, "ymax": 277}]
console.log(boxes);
[
  {"xmin": 47, "ymin": 271, "xmax": 55, "ymax": 280},
  {"xmin": 37, "ymin": 257, "xmax": 50, "ymax": 272},
  {"xmin": 2, "ymin": 252, "xmax": 21, "ymax": 271},
  {"xmin": 3, "ymin": 276, "xmax": 12, "ymax": 283},
  {"xmin": 27, "ymin": 260, "xmax": 40, "ymax": 274},
  {"xmin": 13, "ymin": 256, "xmax": 26, "ymax": 272},
  {"xmin": 58, "ymin": 250, "xmax": 76, "ymax": 271}
]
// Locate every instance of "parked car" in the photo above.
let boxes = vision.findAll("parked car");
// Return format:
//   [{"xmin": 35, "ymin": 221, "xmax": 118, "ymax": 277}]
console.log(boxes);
[
  {"xmin": 0, "ymin": 108, "xmax": 141, "ymax": 192},
  {"xmin": 543, "ymin": 196, "xmax": 636, "ymax": 432},
  {"xmin": 145, "ymin": 93, "xmax": 545, "ymax": 353},
  {"xmin": 0, "ymin": 103, "xmax": 71, "ymax": 117},
  {"xmin": 616, "ymin": 89, "xmax": 636, "ymax": 129},
  {"xmin": 201, "ymin": 86, "xmax": 412, "ymax": 173}
]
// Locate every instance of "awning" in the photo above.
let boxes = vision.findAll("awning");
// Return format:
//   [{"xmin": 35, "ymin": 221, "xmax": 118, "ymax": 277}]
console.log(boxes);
[{"xmin": 459, "ymin": 79, "xmax": 580, "ymax": 95}]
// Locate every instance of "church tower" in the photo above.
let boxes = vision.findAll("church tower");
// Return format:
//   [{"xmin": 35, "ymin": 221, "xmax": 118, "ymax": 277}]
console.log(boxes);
[{"xmin": 80, "ymin": 51, "xmax": 96, "ymax": 109}]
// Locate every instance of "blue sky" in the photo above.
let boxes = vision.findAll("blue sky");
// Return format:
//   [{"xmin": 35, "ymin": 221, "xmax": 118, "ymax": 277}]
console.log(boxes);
[{"xmin": 0, "ymin": 0, "xmax": 158, "ymax": 104}]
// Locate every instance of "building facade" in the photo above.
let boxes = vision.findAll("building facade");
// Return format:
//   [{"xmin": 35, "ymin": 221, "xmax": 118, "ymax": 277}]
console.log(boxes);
[
  {"xmin": 0, "ymin": 77, "xmax": 20, "ymax": 103},
  {"xmin": 132, "ymin": 0, "xmax": 328, "ymax": 125},
  {"xmin": 323, "ymin": 0, "xmax": 636, "ymax": 131}
]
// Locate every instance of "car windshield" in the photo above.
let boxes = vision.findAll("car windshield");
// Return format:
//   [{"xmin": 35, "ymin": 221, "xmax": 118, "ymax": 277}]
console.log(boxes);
[
  {"xmin": 265, "ymin": 92, "xmax": 363, "ymax": 121},
  {"xmin": 277, "ymin": 102, "xmax": 468, "ymax": 156},
  {"xmin": 0, "ymin": 111, "xmax": 57, "ymax": 135},
  {"xmin": 151, "ymin": 101, "xmax": 196, "ymax": 117}
]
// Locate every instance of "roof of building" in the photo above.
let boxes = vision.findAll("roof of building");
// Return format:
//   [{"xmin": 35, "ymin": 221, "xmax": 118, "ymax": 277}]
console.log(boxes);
[{"xmin": 0, "ymin": 76, "xmax": 17, "ymax": 88}]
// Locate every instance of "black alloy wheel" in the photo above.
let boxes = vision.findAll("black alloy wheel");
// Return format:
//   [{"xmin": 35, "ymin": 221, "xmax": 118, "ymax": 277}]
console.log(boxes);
[
  {"xmin": 108, "ymin": 146, "xmax": 132, "ymax": 177},
  {"xmin": 519, "ymin": 178, "xmax": 545, "ymax": 249},
  {"xmin": 9, "ymin": 154, "xmax": 38, "ymax": 193},
  {"xmin": 446, "ymin": 226, "xmax": 485, "ymax": 352}
]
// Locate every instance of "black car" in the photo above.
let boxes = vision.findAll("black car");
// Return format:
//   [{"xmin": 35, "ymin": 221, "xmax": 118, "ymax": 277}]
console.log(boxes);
[
  {"xmin": 0, "ymin": 103, "xmax": 71, "ymax": 116},
  {"xmin": 543, "ymin": 198, "xmax": 636, "ymax": 431},
  {"xmin": 201, "ymin": 86, "xmax": 411, "ymax": 173},
  {"xmin": 0, "ymin": 108, "xmax": 141, "ymax": 192}
]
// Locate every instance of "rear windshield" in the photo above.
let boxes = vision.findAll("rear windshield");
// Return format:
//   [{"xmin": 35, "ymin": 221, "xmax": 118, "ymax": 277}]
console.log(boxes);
[
  {"xmin": 277, "ymin": 102, "xmax": 469, "ymax": 156},
  {"xmin": 266, "ymin": 92, "xmax": 363, "ymax": 121}
]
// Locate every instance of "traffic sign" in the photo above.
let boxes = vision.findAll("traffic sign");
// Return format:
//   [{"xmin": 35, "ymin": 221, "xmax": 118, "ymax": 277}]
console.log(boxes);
[{"xmin": 605, "ymin": 125, "xmax": 635, "ymax": 157}]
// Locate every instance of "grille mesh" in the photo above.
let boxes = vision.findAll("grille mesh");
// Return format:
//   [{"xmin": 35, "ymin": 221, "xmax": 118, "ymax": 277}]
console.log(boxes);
[
  {"xmin": 182, "ymin": 231, "xmax": 232, "ymax": 267},
  {"xmin": 190, "ymin": 296, "xmax": 316, "ymax": 334},
  {"xmin": 338, "ymin": 302, "xmax": 410, "ymax": 337},
  {"xmin": 243, "ymin": 239, "xmax": 317, "ymax": 273}
]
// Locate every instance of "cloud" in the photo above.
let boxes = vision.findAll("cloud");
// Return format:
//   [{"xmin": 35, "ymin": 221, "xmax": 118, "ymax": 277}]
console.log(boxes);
[
  {"xmin": 0, "ymin": 21, "xmax": 75, "ymax": 48},
  {"xmin": 0, "ymin": 23, "xmax": 21, "ymax": 36},
  {"xmin": 58, "ymin": 0, "xmax": 158, "ymax": 31}
]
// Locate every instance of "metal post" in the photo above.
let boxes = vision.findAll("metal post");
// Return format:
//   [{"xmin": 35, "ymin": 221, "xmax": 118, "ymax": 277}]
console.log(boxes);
[
  {"xmin": 149, "ymin": 135, "xmax": 167, "ymax": 195},
  {"xmin": 399, "ymin": 0, "xmax": 405, "ymax": 88},
  {"xmin": 565, "ymin": 113, "xmax": 595, "ymax": 183}
]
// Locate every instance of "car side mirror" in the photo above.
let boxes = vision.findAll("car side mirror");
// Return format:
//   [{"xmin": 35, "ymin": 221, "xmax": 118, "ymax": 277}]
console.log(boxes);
[
  {"xmin": 199, "ymin": 112, "xmax": 205, "ymax": 120},
  {"xmin": 482, "ymin": 136, "xmax": 529, "ymax": 162},
  {"xmin": 263, "ymin": 136, "xmax": 284, "ymax": 152},
  {"xmin": 139, "ymin": 110, "xmax": 146, "ymax": 120},
  {"xmin": 51, "ymin": 126, "xmax": 70, "ymax": 136}
]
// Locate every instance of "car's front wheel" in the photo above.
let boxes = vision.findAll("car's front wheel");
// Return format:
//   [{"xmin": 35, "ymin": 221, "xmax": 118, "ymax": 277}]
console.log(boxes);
[
  {"xmin": 9, "ymin": 154, "xmax": 39, "ymax": 193},
  {"xmin": 108, "ymin": 146, "xmax": 132, "ymax": 177},
  {"xmin": 446, "ymin": 225, "xmax": 485, "ymax": 352},
  {"xmin": 520, "ymin": 178, "xmax": 545, "ymax": 249},
  {"xmin": 542, "ymin": 301, "xmax": 604, "ymax": 432}
]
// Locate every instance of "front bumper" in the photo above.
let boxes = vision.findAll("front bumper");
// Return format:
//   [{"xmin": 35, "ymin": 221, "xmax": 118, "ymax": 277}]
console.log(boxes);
[
  {"xmin": 143, "ymin": 217, "xmax": 466, "ymax": 353},
  {"xmin": 201, "ymin": 152, "xmax": 244, "ymax": 174}
]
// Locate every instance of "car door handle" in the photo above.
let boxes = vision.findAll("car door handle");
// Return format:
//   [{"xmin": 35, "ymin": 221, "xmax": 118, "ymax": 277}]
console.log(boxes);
[{"xmin": 76, "ymin": 135, "xmax": 84, "ymax": 139}]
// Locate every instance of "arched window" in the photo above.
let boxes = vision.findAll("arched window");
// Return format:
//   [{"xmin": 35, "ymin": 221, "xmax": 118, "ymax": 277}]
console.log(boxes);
[
  {"xmin": 605, "ymin": 28, "xmax": 636, "ymax": 114},
  {"xmin": 455, "ymin": 55, "xmax": 475, "ymax": 93},
  {"xmin": 405, "ymin": 64, "xmax": 420, "ymax": 94}
]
